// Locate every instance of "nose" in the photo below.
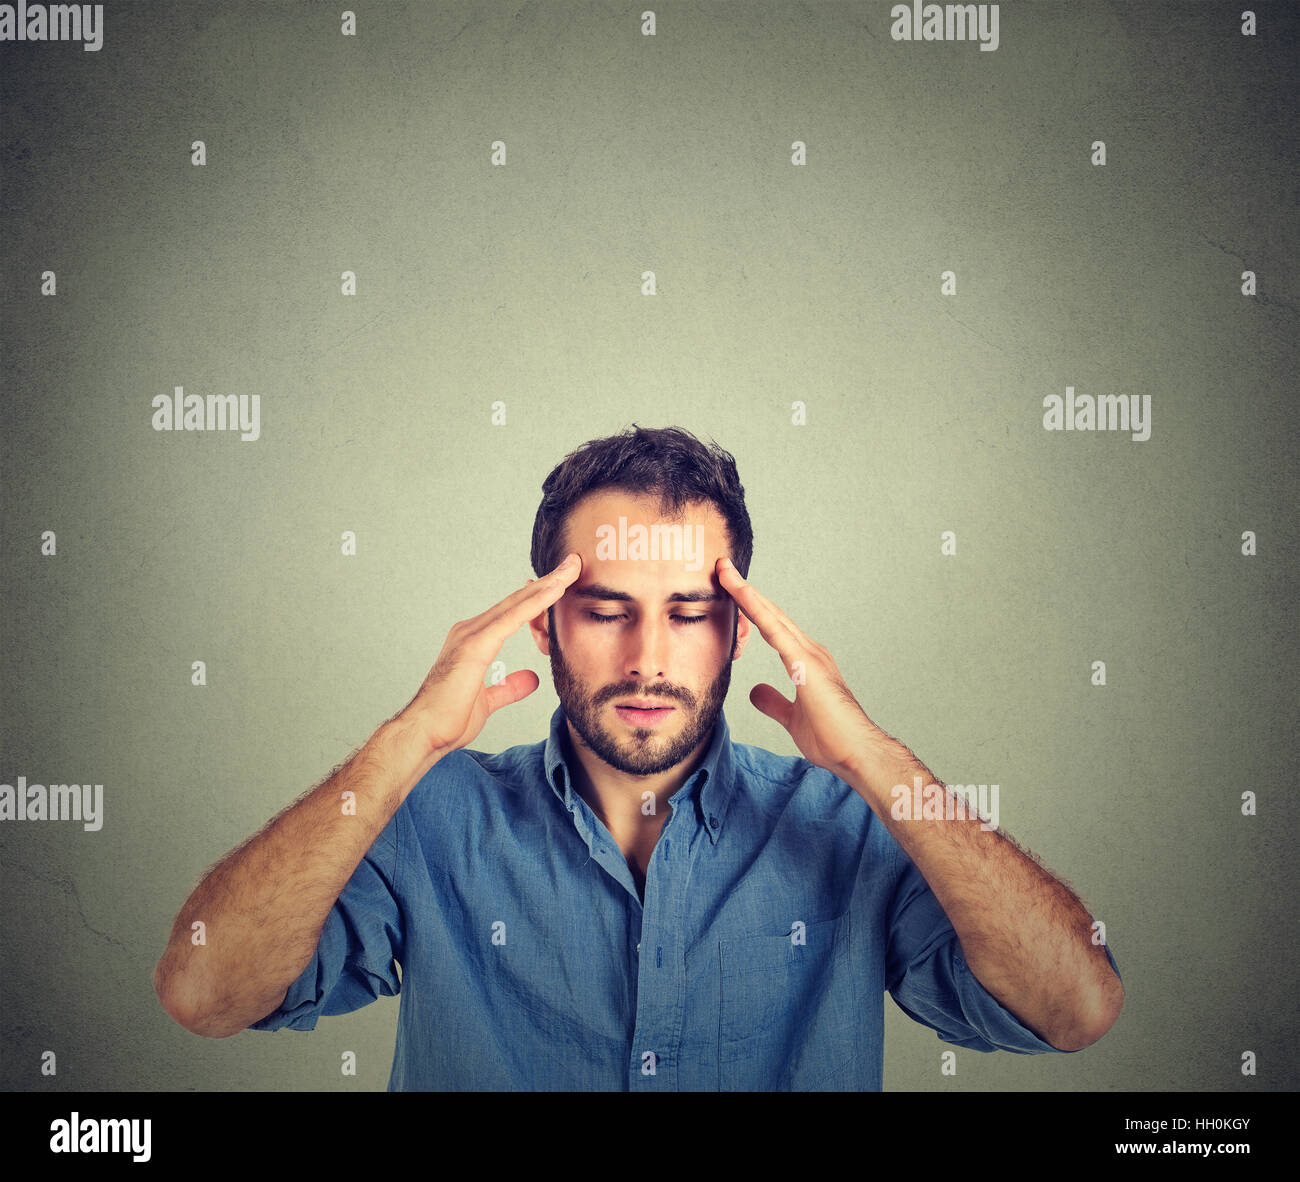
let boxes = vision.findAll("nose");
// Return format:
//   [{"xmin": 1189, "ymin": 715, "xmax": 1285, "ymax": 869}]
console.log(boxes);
[{"xmin": 624, "ymin": 615, "xmax": 670, "ymax": 681}]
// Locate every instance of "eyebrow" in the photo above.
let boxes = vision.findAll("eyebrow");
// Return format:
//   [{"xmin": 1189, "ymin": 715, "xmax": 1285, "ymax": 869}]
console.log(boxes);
[{"xmin": 572, "ymin": 583, "xmax": 724, "ymax": 605}]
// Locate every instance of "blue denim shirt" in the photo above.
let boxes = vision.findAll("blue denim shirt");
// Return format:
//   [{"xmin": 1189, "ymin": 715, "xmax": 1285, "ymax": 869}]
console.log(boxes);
[{"xmin": 249, "ymin": 706, "xmax": 1118, "ymax": 1089}]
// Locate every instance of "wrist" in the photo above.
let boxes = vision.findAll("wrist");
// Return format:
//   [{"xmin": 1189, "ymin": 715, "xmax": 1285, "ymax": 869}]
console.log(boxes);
[
  {"xmin": 839, "ymin": 729, "xmax": 927, "ymax": 808},
  {"xmin": 374, "ymin": 713, "xmax": 446, "ymax": 791}
]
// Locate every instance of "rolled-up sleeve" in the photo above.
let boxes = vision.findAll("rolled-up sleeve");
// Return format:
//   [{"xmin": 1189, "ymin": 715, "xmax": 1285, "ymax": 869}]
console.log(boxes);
[
  {"xmin": 884, "ymin": 838, "xmax": 1121, "ymax": 1054},
  {"xmin": 247, "ymin": 816, "xmax": 404, "ymax": 1032}
]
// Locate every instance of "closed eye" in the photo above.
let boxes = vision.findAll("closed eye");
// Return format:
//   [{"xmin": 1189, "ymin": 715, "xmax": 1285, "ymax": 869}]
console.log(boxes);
[{"xmin": 587, "ymin": 612, "xmax": 709, "ymax": 625}]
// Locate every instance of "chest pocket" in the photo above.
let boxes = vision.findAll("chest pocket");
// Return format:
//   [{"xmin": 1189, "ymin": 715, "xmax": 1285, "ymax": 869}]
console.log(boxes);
[{"xmin": 718, "ymin": 911, "xmax": 858, "ymax": 1090}]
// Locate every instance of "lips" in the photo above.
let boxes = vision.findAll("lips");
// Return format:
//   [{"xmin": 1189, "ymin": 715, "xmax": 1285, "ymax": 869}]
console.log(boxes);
[{"xmin": 613, "ymin": 700, "xmax": 677, "ymax": 726}]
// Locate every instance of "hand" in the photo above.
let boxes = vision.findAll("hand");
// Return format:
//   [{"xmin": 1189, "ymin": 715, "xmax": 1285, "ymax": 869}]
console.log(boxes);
[
  {"xmin": 397, "ymin": 554, "xmax": 582, "ymax": 762},
  {"xmin": 716, "ymin": 557, "xmax": 888, "ymax": 780}
]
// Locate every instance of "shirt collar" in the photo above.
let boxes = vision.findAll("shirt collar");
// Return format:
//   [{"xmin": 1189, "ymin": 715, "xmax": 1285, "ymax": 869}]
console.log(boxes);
[{"xmin": 544, "ymin": 704, "xmax": 737, "ymax": 843}]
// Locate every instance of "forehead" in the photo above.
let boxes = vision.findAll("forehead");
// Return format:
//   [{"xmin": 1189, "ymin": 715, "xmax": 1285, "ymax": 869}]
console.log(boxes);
[{"xmin": 562, "ymin": 489, "xmax": 729, "ymax": 590}]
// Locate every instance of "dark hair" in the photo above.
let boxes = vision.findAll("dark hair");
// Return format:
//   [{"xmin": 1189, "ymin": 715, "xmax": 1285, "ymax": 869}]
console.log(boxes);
[{"xmin": 530, "ymin": 425, "xmax": 753, "ymax": 579}]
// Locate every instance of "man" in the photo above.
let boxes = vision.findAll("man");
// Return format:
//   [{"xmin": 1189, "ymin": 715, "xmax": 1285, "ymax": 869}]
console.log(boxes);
[{"xmin": 154, "ymin": 426, "xmax": 1123, "ymax": 1090}]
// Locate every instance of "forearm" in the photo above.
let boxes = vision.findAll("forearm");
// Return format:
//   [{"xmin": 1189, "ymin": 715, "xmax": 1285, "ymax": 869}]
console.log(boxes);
[
  {"xmin": 841, "ymin": 733, "xmax": 1123, "ymax": 1051},
  {"xmin": 154, "ymin": 716, "xmax": 435, "ymax": 1038}
]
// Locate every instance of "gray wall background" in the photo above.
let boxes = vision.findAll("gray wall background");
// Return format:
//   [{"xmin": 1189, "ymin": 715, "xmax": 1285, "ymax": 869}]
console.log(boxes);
[{"xmin": 1, "ymin": 0, "xmax": 1295, "ymax": 1091}]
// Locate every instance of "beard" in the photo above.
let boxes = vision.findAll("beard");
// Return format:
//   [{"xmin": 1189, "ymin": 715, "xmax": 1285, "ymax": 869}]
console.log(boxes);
[{"xmin": 548, "ymin": 612, "xmax": 732, "ymax": 776}]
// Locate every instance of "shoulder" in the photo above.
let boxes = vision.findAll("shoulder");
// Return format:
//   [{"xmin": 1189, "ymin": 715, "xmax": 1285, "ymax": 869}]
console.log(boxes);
[
  {"xmin": 730, "ymin": 740, "xmax": 865, "ymax": 817},
  {"xmin": 438, "ymin": 738, "xmax": 549, "ymax": 784},
  {"xmin": 398, "ymin": 737, "xmax": 552, "ymax": 822}
]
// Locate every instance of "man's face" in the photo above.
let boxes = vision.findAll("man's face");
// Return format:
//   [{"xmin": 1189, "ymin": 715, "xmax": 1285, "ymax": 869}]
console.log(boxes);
[{"xmin": 529, "ymin": 490, "xmax": 750, "ymax": 776}]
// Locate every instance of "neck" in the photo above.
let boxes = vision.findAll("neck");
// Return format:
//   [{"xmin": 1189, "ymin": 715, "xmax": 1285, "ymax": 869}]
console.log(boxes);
[{"xmin": 562, "ymin": 720, "xmax": 711, "ymax": 832}]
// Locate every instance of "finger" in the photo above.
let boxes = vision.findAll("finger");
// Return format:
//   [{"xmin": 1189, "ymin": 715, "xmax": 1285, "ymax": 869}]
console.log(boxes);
[
  {"xmin": 483, "ymin": 667, "xmax": 541, "ymax": 715},
  {"xmin": 716, "ymin": 559, "xmax": 805, "ymax": 665},
  {"xmin": 474, "ymin": 554, "xmax": 582, "ymax": 642},
  {"xmin": 721, "ymin": 560, "xmax": 817, "ymax": 649},
  {"xmin": 750, "ymin": 682, "xmax": 795, "ymax": 730}
]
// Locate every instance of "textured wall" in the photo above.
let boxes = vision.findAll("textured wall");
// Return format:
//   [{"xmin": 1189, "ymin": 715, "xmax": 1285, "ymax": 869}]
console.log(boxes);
[{"xmin": 1, "ymin": 0, "xmax": 1295, "ymax": 1092}]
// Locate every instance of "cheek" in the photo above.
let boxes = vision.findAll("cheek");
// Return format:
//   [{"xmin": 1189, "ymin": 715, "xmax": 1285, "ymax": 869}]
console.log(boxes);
[
  {"xmin": 554, "ymin": 613, "xmax": 608, "ymax": 665},
  {"xmin": 690, "ymin": 623, "xmax": 733, "ymax": 670}
]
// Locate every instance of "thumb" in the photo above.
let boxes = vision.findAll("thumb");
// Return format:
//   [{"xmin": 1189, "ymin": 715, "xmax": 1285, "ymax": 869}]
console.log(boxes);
[
  {"xmin": 750, "ymin": 682, "xmax": 794, "ymax": 730},
  {"xmin": 484, "ymin": 668, "xmax": 541, "ymax": 715}
]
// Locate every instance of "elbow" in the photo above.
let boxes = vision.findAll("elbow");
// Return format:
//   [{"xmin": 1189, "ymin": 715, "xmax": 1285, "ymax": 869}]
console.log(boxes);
[
  {"xmin": 154, "ymin": 958, "xmax": 234, "ymax": 1039},
  {"xmin": 154, "ymin": 959, "xmax": 200, "ymax": 1035},
  {"xmin": 1050, "ymin": 972, "xmax": 1125, "ymax": 1052}
]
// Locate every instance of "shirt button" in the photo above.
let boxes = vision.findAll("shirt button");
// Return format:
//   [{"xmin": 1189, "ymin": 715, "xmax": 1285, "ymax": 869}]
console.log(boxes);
[
  {"xmin": 708, "ymin": 815, "xmax": 719, "ymax": 829},
  {"xmin": 635, "ymin": 943, "xmax": 641, "ymax": 954}
]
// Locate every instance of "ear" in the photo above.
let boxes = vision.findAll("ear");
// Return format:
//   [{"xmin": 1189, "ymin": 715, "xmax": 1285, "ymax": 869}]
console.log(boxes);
[
  {"xmin": 731, "ymin": 606, "xmax": 752, "ymax": 662},
  {"xmin": 525, "ymin": 582, "xmax": 552, "ymax": 656}
]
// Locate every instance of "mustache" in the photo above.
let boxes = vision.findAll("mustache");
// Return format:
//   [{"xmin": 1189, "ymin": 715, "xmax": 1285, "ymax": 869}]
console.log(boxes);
[{"xmin": 594, "ymin": 682, "xmax": 695, "ymax": 708}]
